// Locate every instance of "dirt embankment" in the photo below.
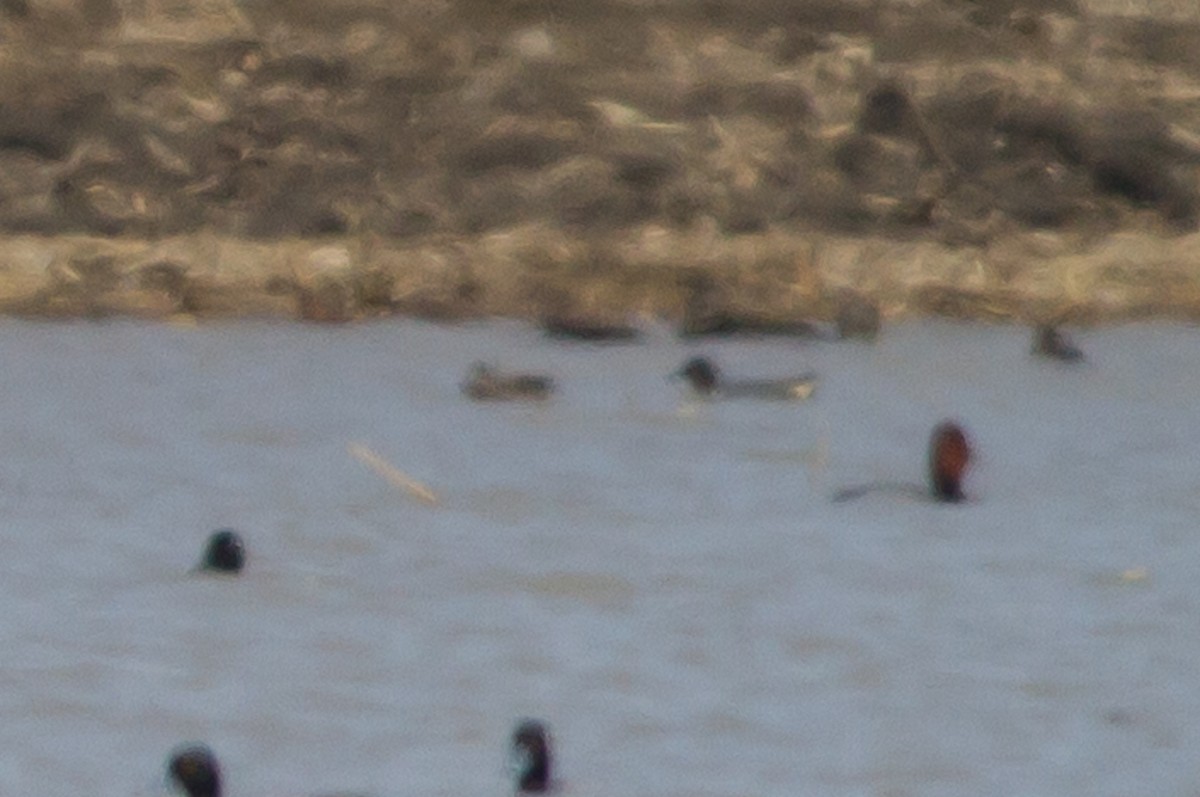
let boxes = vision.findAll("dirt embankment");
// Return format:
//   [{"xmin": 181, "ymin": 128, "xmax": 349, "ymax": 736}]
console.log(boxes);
[{"xmin": 0, "ymin": 0, "xmax": 1198, "ymax": 326}]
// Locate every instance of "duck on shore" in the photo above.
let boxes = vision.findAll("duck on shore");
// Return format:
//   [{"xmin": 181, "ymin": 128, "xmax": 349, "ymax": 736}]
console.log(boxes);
[
  {"xmin": 674, "ymin": 356, "xmax": 816, "ymax": 400},
  {"xmin": 833, "ymin": 420, "xmax": 973, "ymax": 503},
  {"xmin": 680, "ymin": 312, "xmax": 824, "ymax": 339},
  {"xmin": 678, "ymin": 274, "xmax": 823, "ymax": 339},
  {"xmin": 532, "ymin": 285, "xmax": 642, "ymax": 343},
  {"xmin": 540, "ymin": 316, "xmax": 641, "ymax": 343},
  {"xmin": 833, "ymin": 290, "xmax": 882, "ymax": 341},
  {"xmin": 1031, "ymin": 324, "xmax": 1084, "ymax": 362},
  {"xmin": 461, "ymin": 363, "xmax": 555, "ymax": 401}
]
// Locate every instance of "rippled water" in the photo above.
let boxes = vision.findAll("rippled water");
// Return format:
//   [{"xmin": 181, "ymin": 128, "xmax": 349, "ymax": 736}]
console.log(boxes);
[{"xmin": 0, "ymin": 319, "xmax": 1196, "ymax": 797}]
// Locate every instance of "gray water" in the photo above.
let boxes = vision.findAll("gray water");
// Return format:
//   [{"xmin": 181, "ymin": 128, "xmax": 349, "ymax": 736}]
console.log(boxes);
[{"xmin": 0, "ymin": 319, "xmax": 1195, "ymax": 797}]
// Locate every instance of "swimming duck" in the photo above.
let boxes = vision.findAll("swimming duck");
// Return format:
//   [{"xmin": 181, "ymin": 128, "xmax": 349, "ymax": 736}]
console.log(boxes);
[
  {"xmin": 927, "ymin": 420, "xmax": 972, "ymax": 503},
  {"xmin": 833, "ymin": 420, "xmax": 973, "ymax": 503},
  {"xmin": 674, "ymin": 356, "xmax": 816, "ymax": 400},
  {"xmin": 461, "ymin": 363, "xmax": 555, "ymax": 401},
  {"xmin": 168, "ymin": 744, "xmax": 223, "ymax": 797},
  {"xmin": 510, "ymin": 719, "xmax": 554, "ymax": 794},
  {"xmin": 167, "ymin": 744, "xmax": 368, "ymax": 797},
  {"xmin": 1031, "ymin": 324, "xmax": 1084, "ymax": 362},
  {"xmin": 196, "ymin": 529, "xmax": 245, "ymax": 574}
]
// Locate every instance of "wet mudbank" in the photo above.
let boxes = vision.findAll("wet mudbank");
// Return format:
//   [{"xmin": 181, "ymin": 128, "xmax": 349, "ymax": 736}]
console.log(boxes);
[{"xmin": 0, "ymin": 0, "xmax": 1197, "ymax": 324}]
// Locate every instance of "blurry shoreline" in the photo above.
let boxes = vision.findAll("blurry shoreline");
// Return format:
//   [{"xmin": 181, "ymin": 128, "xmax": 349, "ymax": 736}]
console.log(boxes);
[
  {"xmin": 0, "ymin": 0, "xmax": 1198, "ymax": 323},
  {"xmin": 5, "ymin": 226, "xmax": 1200, "ymax": 325}
]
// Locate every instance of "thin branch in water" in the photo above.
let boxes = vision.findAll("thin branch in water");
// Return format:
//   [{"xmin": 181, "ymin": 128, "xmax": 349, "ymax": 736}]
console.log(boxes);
[{"xmin": 348, "ymin": 442, "xmax": 440, "ymax": 506}]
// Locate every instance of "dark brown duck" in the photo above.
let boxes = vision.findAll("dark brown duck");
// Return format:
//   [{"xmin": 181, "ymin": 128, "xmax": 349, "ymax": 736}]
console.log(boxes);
[
  {"xmin": 195, "ymin": 529, "xmax": 245, "ymax": 574},
  {"xmin": 510, "ymin": 718, "xmax": 554, "ymax": 794},
  {"xmin": 833, "ymin": 420, "xmax": 974, "ymax": 503},
  {"xmin": 1031, "ymin": 325, "xmax": 1084, "ymax": 363}
]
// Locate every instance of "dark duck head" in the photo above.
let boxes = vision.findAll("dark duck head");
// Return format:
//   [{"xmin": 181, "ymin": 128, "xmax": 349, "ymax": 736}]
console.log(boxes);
[
  {"xmin": 198, "ymin": 529, "xmax": 245, "ymax": 574},
  {"xmin": 675, "ymin": 356, "xmax": 719, "ymax": 395},
  {"xmin": 928, "ymin": 421, "xmax": 972, "ymax": 503},
  {"xmin": 168, "ymin": 744, "xmax": 222, "ymax": 797},
  {"xmin": 510, "ymin": 718, "xmax": 553, "ymax": 793},
  {"xmin": 1031, "ymin": 325, "xmax": 1084, "ymax": 362}
]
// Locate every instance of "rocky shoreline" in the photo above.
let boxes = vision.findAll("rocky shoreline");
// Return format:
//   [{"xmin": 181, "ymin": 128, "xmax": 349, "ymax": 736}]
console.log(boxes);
[{"xmin": 0, "ymin": 0, "xmax": 1197, "ymax": 325}]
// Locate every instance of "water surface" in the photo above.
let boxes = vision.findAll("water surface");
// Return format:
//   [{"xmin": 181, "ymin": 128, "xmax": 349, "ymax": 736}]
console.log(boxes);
[{"xmin": 0, "ymin": 319, "xmax": 1194, "ymax": 797}]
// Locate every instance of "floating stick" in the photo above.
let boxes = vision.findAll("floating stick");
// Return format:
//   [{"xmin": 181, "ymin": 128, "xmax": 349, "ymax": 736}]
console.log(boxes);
[{"xmin": 348, "ymin": 442, "xmax": 439, "ymax": 506}]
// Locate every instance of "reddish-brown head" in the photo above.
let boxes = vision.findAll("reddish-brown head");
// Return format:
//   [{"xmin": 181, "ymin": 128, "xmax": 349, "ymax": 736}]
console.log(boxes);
[{"xmin": 928, "ymin": 421, "xmax": 971, "ymax": 502}]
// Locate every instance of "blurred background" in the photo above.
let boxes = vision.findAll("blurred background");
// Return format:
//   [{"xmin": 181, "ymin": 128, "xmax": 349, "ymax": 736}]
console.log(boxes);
[
  {"xmin": 0, "ymin": 0, "xmax": 1196, "ymax": 324},
  {"xmin": 1, "ymin": 4, "xmax": 1199, "ymax": 796}
]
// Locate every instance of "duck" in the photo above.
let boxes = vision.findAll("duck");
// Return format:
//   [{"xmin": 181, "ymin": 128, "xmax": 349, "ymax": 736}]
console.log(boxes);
[
  {"xmin": 680, "ymin": 313, "xmax": 824, "ymax": 339},
  {"xmin": 196, "ymin": 529, "xmax": 245, "ymax": 574},
  {"xmin": 167, "ymin": 744, "xmax": 370, "ymax": 797},
  {"xmin": 168, "ymin": 744, "xmax": 223, "ymax": 797},
  {"xmin": 833, "ymin": 420, "xmax": 973, "ymax": 503},
  {"xmin": 678, "ymin": 274, "xmax": 823, "ymax": 340},
  {"xmin": 532, "ymin": 285, "xmax": 642, "ymax": 343},
  {"xmin": 674, "ymin": 356, "xmax": 816, "ymax": 400},
  {"xmin": 1031, "ymin": 324, "xmax": 1084, "ymax": 362},
  {"xmin": 461, "ymin": 363, "xmax": 555, "ymax": 401},
  {"xmin": 833, "ymin": 290, "xmax": 881, "ymax": 341},
  {"xmin": 927, "ymin": 420, "xmax": 972, "ymax": 503},
  {"xmin": 510, "ymin": 719, "xmax": 554, "ymax": 794},
  {"xmin": 540, "ymin": 316, "xmax": 641, "ymax": 343}
]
